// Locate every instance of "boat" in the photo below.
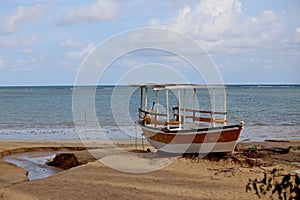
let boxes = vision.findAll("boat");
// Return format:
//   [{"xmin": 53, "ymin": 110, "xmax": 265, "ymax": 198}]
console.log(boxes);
[{"xmin": 132, "ymin": 84, "xmax": 244, "ymax": 154}]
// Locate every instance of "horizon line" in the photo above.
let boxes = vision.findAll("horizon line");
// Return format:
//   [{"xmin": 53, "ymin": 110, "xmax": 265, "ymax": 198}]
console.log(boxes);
[{"xmin": 0, "ymin": 83, "xmax": 300, "ymax": 87}]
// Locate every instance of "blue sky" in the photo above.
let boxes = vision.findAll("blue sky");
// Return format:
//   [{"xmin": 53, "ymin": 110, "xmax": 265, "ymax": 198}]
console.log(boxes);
[{"xmin": 0, "ymin": 0, "xmax": 299, "ymax": 86}]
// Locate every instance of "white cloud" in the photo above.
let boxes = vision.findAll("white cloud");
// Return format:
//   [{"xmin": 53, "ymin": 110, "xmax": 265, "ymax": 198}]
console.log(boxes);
[
  {"xmin": 12, "ymin": 56, "xmax": 44, "ymax": 71},
  {"xmin": 66, "ymin": 42, "xmax": 96, "ymax": 60},
  {"xmin": 0, "ymin": 35, "xmax": 37, "ymax": 54},
  {"xmin": 0, "ymin": 4, "xmax": 48, "ymax": 34},
  {"xmin": 282, "ymin": 27, "xmax": 300, "ymax": 47},
  {"xmin": 0, "ymin": 35, "xmax": 38, "ymax": 47},
  {"xmin": 154, "ymin": 0, "xmax": 238, "ymax": 41},
  {"xmin": 149, "ymin": 0, "xmax": 283, "ymax": 54},
  {"xmin": 0, "ymin": 56, "xmax": 5, "ymax": 68},
  {"xmin": 59, "ymin": 0, "xmax": 119, "ymax": 25},
  {"xmin": 61, "ymin": 37, "xmax": 85, "ymax": 48}
]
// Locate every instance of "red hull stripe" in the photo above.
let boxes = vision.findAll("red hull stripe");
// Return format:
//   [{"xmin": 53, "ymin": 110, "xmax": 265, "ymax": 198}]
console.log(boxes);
[{"xmin": 143, "ymin": 128, "xmax": 241, "ymax": 144}]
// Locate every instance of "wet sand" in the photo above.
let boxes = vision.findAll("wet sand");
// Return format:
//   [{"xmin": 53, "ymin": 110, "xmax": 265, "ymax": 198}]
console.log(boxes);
[
  {"xmin": 3, "ymin": 152, "xmax": 63, "ymax": 180},
  {"xmin": 0, "ymin": 140, "xmax": 299, "ymax": 200}
]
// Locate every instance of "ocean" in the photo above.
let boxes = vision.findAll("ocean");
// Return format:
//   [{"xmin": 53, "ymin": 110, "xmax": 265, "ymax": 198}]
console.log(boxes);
[{"xmin": 0, "ymin": 85, "xmax": 299, "ymax": 141}]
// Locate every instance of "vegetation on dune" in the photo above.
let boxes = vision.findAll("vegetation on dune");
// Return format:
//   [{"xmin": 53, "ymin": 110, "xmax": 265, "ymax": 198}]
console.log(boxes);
[{"xmin": 246, "ymin": 168, "xmax": 300, "ymax": 200}]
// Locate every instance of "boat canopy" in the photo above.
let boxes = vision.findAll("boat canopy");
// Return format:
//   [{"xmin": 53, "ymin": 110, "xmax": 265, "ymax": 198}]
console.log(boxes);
[
  {"xmin": 131, "ymin": 84, "xmax": 226, "ymax": 90},
  {"xmin": 132, "ymin": 84, "xmax": 227, "ymax": 130}
]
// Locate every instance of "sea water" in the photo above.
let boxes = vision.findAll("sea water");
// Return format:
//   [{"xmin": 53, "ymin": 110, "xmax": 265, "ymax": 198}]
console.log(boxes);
[{"xmin": 0, "ymin": 85, "xmax": 299, "ymax": 141}]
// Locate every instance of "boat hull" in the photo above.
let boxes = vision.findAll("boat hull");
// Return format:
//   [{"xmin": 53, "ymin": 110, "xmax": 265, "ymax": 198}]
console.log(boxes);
[{"xmin": 139, "ymin": 124, "xmax": 243, "ymax": 154}]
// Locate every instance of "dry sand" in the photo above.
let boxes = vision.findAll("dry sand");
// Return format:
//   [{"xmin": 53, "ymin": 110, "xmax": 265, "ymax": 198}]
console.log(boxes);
[{"xmin": 0, "ymin": 140, "xmax": 299, "ymax": 200}]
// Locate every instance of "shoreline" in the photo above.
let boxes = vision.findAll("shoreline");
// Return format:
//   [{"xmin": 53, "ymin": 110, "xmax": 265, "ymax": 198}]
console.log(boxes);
[
  {"xmin": 1, "ymin": 126, "xmax": 299, "ymax": 142},
  {"xmin": 0, "ymin": 139, "xmax": 299, "ymax": 200},
  {"xmin": 1, "ymin": 138, "xmax": 299, "ymax": 153}
]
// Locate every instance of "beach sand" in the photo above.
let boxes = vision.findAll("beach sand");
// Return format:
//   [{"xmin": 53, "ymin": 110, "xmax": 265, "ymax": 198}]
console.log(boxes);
[{"xmin": 0, "ymin": 140, "xmax": 299, "ymax": 200}]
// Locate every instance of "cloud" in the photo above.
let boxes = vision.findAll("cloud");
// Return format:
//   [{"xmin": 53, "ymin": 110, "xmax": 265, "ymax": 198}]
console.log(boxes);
[
  {"xmin": 282, "ymin": 27, "xmax": 300, "ymax": 47},
  {"xmin": 12, "ymin": 56, "xmax": 45, "ymax": 71},
  {"xmin": 66, "ymin": 42, "xmax": 96, "ymax": 60},
  {"xmin": 150, "ymin": 0, "xmax": 240, "ymax": 40},
  {"xmin": 0, "ymin": 35, "xmax": 37, "ymax": 53},
  {"xmin": 218, "ymin": 56, "xmax": 279, "ymax": 70},
  {"xmin": 0, "ymin": 35, "xmax": 38, "ymax": 47},
  {"xmin": 61, "ymin": 37, "xmax": 85, "ymax": 48},
  {"xmin": 59, "ymin": 0, "xmax": 119, "ymax": 25},
  {"xmin": 0, "ymin": 56, "xmax": 5, "ymax": 68},
  {"xmin": 0, "ymin": 4, "xmax": 48, "ymax": 34},
  {"xmin": 149, "ymin": 0, "xmax": 283, "ymax": 54}
]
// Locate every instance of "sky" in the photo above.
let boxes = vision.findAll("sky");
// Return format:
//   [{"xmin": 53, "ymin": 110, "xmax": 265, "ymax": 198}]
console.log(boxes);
[{"xmin": 0, "ymin": 0, "xmax": 299, "ymax": 86}]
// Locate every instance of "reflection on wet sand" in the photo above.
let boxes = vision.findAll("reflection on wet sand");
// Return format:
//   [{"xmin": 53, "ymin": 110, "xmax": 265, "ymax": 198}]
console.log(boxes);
[{"xmin": 3, "ymin": 152, "xmax": 63, "ymax": 180}]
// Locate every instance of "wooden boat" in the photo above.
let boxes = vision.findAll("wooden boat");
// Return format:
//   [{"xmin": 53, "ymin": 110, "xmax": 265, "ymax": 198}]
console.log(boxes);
[{"xmin": 132, "ymin": 84, "xmax": 244, "ymax": 154}]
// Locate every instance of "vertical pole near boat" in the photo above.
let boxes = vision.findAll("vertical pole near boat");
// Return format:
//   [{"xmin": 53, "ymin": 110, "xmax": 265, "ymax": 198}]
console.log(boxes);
[
  {"xmin": 223, "ymin": 87, "xmax": 227, "ymax": 125},
  {"xmin": 139, "ymin": 87, "xmax": 143, "ymax": 120},
  {"xmin": 212, "ymin": 88, "xmax": 216, "ymax": 127},
  {"xmin": 135, "ymin": 122, "xmax": 137, "ymax": 150},
  {"xmin": 84, "ymin": 110, "xmax": 87, "ymax": 134},
  {"xmin": 183, "ymin": 88, "xmax": 186, "ymax": 128},
  {"xmin": 155, "ymin": 90, "xmax": 159, "ymax": 127},
  {"xmin": 177, "ymin": 89, "xmax": 181, "ymax": 129},
  {"xmin": 193, "ymin": 88, "xmax": 196, "ymax": 123},
  {"xmin": 166, "ymin": 89, "xmax": 169, "ymax": 129},
  {"xmin": 155, "ymin": 90, "xmax": 159, "ymax": 112},
  {"xmin": 145, "ymin": 87, "xmax": 148, "ymax": 111}
]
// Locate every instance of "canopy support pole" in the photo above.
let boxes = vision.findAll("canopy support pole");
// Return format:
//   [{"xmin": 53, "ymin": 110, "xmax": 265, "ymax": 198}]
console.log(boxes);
[
  {"xmin": 139, "ymin": 87, "xmax": 143, "ymax": 120},
  {"xmin": 212, "ymin": 88, "xmax": 216, "ymax": 127},
  {"xmin": 183, "ymin": 89, "xmax": 186, "ymax": 128},
  {"xmin": 193, "ymin": 88, "xmax": 196, "ymax": 123},
  {"xmin": 177, "ymin": 89, "xmax": 181, "ymax": 129},
  {"xmin": 166, "ymin": 89, "xmax": 169, "ymax": 129},
  {"xmin": 223, "ymin": 87, "xmax": 227, "ymax": 125}
]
